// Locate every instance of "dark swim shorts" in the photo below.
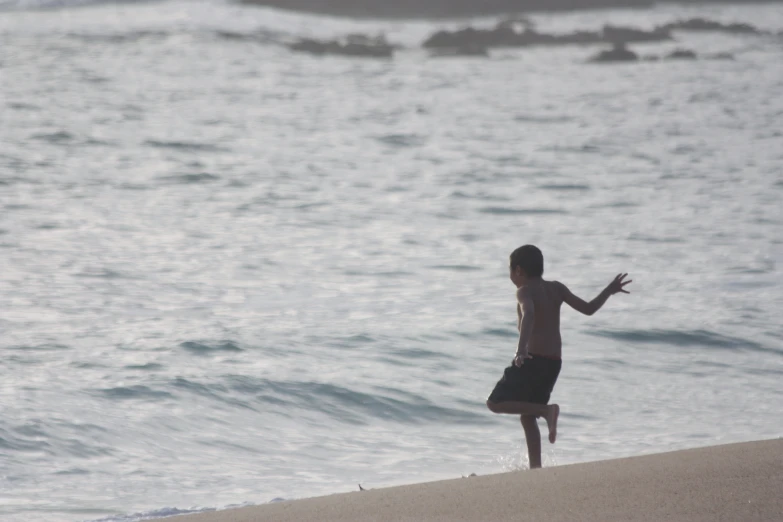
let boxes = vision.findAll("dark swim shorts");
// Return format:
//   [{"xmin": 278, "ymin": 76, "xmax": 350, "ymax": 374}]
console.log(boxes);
[{"xmin": 488, "ymin": 355, "xmax": 562, "ymax": 405}]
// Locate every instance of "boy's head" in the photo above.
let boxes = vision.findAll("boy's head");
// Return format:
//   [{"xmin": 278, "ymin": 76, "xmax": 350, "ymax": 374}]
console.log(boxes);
[{"xmin": 509, "ymin": 245, "xmax": 544, "ymax": 283}]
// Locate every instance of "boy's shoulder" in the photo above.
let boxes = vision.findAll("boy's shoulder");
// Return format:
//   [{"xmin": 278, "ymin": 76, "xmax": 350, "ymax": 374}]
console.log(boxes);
[
  {"xmin": 546, "ymin": 279, "xmax": 569, "ymax": 295},
  {"xmin": 517, "ymin": 279, "xmax": 568, "ymax": 299},
  {"xmin": 516, "ymin": 279, "xmax": 555, "ymax": 295}
]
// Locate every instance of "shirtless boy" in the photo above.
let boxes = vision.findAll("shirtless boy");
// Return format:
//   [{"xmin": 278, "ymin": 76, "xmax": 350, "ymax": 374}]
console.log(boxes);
[{"xmin": 486, "ymin": 245, "xmax": 631, "ymax": 469}]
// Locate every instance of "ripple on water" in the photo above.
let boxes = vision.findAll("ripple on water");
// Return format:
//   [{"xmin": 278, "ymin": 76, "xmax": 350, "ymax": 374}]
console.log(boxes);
[
  {"xmin": 588, "ymin": 328, "xmax": 781, "ymax": 357},
  {"xmin": 538, "ymin": 183, "xmax": 591, "ymax": 191},
  {"xmin": 478, "ymin": 207, "xmax": 567, "ymax": 215},
  {"xmin": 429, "ymin": 264, "xmax": 482, "ymax": 271},
  {"xmin": 375, "ymin": 134, "xmax": 428, "ymax": 147},
  {"xmin": 180, "ymin": 340, "xmax": 243, "ymax": 355},
  {"xmin": 218, "ymin": 375, "xmax": 484, "ymax": 426},
  {"xmin": 144, "ymin": 140, "xmax": 229, "ymax": 153},
  {"xmin": 93, "ymin": 385, "xmax": 174, "ymax": 401},
  {"xmin": 124, "ymin": 363, "xmax": 164, "ymax": 371},
  {"xmin": 30, "ymin": 131, "xmax": 75, "ymax": 144},
  {"xmin": 514, "ymin": 114, "xmax": 574, "ymax": 123},
  {"xmin": 156, "ymin": 173, "xmax": 221, "ymax": 185}
]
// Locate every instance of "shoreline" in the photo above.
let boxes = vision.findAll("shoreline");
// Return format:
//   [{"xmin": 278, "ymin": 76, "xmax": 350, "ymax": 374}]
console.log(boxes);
[
  {"xmin": 149, "ymin": 438, "xmax": 782, "ymax": 522},
  {"xmin": 237, "ymin": 0, "xmax": 783, "ymax": 19}
]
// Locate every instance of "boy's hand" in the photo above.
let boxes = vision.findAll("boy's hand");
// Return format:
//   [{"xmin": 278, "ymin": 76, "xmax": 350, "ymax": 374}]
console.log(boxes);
[
  {"xmin": 607, "ymin": 273, "xmax": 632, "ymax": 295},
  {"xmin": 514, "ymin": 353, "xmax": 532, "ymax": 367}
]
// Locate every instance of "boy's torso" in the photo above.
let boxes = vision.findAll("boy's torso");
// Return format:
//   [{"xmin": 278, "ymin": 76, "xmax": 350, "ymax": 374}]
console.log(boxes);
[{"xmin": 519, "ymin": 279, "xmax": 564, "ymax": 359}]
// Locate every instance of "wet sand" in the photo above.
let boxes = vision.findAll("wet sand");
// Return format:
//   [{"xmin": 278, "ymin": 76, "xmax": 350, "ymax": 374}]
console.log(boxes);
[{"xmin": 153, "ymin": 438, "xmax": 782, "ymax": 522}]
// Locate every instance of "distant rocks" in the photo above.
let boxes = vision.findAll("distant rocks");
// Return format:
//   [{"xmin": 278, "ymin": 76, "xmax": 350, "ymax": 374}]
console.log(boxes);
[
  {"xmin": 422, "ymin": 20, "xmax": 673, "ymax": 49},
  {"xmin": 422, "ymin": 16, "xmax": 767, "ymax": 52},
  {"xmin": 706, "ymin": 52, "xmax": 735, "ymax": 61},
  {"xmin": 660, "ymin": 18, "xmax": 763, "ymax": 35},
  {"xmin": 283, "ymin": 16, "xmax": 764, "ymax": 61},
  {"xmin": 287, "ymin": 34, "xmax": 394, "ymax": 58},
  {"xmin": 665, "ymin": 48, "xmax": 698, "ymax": 60},
  {"xmin": 589, "ymin": 45, "xmax": 737, "ymax": 64},
  {"xmin": 588, "ymin": 43, "xmax": 638, "ymax": 62}
]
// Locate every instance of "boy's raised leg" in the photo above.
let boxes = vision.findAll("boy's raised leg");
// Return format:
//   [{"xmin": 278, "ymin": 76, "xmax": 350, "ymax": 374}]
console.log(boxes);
[
  {"xmin": 520, "ymin": 415, "xmax": 542, "ymax": 469},
  {"xmin": 545, "ymin": 404, "xmax": 559, "ymax": 444},
  {"xmin": 488, "ymin": 400, "xmax": 560, "ymax": 445}
]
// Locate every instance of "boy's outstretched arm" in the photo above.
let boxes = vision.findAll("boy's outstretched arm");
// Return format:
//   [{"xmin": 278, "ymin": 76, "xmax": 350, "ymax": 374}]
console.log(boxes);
[{"xmin": 561, "ymin": 273, "xmax": 632, "ymax": 316}]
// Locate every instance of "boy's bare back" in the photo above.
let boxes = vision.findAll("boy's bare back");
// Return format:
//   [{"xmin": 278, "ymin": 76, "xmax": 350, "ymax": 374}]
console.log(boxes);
[{"xmin": 516, "ymin": 280, "xmax": 566, "ymax": 359}]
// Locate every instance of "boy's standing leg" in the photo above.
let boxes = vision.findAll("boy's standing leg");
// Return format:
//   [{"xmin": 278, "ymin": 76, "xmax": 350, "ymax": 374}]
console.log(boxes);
[{"xmin": 520, "ymin": 414, "xmax": 542, "ymax": 469}]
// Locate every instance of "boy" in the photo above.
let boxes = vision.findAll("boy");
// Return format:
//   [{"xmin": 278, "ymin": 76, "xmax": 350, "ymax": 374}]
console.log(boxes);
[{"xmin": 486, "ymin": 245, "xmax": 631, "ymax": 469}]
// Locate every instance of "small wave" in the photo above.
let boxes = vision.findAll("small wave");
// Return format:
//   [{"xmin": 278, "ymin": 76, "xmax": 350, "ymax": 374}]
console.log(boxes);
[
  {"xmin": 54, "ymin": 467, "xmax": 90, "ymax": 475},
  {"xmin": 7, "ymin": 102, "xmax": 39, "ymax": 111},
  {"xmin": 481, "ymin": 328, "xmax": 517, "ymax": 338},
  {"xmin": 84, "ymin": 137, "xmax": 115, "ymax": 146},
  {"xmin": 595, "ymin": 201, "xmax": 639, "ymax": 208},
  {"xmin": 514, "ymin": 114, "xmax": 573, "ymax": 124},
  {"xmin": 180, "ymin": 341, "xmax": 243, "ymax": 354},
  {"xmin": 213, "ymin": 29, "xmax": 282, "ymax": 44},
  {"xmin": 116, "ymin": 183, "xmax": 150, "ymax": 191},
  {"xmin": 35, "ymin": 222, "xmax": 62, "ymax": 230},
  {"xmin": 125, "ymin": 363, "xmax": 164, "ymax": 371},
  {"xmin": 630, "ymin": 152, "xmax": 661, "ymax": 165},
  {"xmin": 2, "ymin": 421, "xmax": 112, "ymax": 458},
  {"xmin": 375, "ymin": 134, "xmax": 427, "ymax": 147},
  {"xmin": 0, "ymin": 429, "xmax": 48, "ymax": 452},
  {"xmin": 10, "ymin": 343, "xmax": 69, "ymax": 351},
  {"xmin": 538, "ymin": 183, "xmax": 590, "ymax": 191},
  {"xmin": 386, "ymin": 347, "xmax": 448, "ymax": 361},
  {"xmin": 93, "ymin": 385, "xmax": 174, "ymax": 401},
  {"xmin": 75, "ymin": 268, "xmax": 135, "ymax": 279},
  {"xmin": 223, "ymin": 375, "xmax": 484, "ymax": 426},
  {"xmin": 541, "ymin": 144, "xmax": 602, "ymax": 154},
  {"xmin": 30, "ymin": 130, "xmax": 74, "ymax": 143},
  {"xmin": 346, "ymin": 333, "xmax": 375, "ymax": 344},
  {"xmin": 144, "ymin": 140, "xmax": 228, "ymax": 153},
  {"xmin": 68, "ymin": 30, "xmax": 170, "ymax": 44},
  {"xmin": 29, "ymin": 131, "xmax": 115, "ymax": 147},
  {"xmin": 157, "ymin": 173, "xmax": 221, "ymax": 185},
  {"xmin": 478, "ymin": 206, "xmax": 566, "ymax": 215},
  {"xmin": 450, "ymin": 190, "xmax": 511, "ymax": 201},
  {"xmin": 627, "ymin": 233, "xmax": 685, "ymax": 243},
  {"xmin": 171, "ymin": 377, "xmax": 257, "ymax": 411},
  {"xmin": 430, "ymin": 264, "xmax": 482, "ymax": 271},
  {"xmin": 456, "ymin": 328, "xmax": 516, "ymax": 340},
  {"xmin": 588, "ymin": 328, "xmax": 781, "ymax": 356},
  {"xmin": 745, "ymin": 366, "xmax": 783, "ymax": 377}
]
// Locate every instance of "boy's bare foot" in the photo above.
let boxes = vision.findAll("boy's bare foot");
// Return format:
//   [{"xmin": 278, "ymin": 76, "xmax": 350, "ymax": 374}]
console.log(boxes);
[{"xmin": 545, "ymin": 404, "xmax": 559, "ymax": 444}]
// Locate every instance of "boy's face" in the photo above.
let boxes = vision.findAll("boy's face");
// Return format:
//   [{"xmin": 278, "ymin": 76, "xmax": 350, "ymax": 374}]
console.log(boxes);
[{"xmin": 509, "ymin": 265, "xmax": 527, "ymax": 287}]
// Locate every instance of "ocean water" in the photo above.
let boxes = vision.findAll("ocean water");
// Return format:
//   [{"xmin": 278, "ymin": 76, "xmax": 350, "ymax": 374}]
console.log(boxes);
[{"xmin": 1, "ymin": 1, "xmax": 782, "ymax": 520}]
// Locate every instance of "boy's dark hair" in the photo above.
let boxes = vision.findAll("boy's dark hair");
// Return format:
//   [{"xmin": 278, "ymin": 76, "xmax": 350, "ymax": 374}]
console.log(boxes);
[{"xmin": 510, "ymin": 245, "xmax": 544, "ymax": 278}]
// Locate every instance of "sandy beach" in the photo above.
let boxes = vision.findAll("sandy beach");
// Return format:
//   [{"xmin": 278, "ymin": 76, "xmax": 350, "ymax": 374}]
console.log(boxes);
[{"xmin": 153, "ymin": 439, "xmax": 782, "ymax": 522}]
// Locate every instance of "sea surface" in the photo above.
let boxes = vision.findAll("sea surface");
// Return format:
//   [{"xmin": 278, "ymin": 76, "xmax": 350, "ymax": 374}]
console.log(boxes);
[{"xmin": 1, "ymin": 1, "xmax": 782, "ymax": 520}]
